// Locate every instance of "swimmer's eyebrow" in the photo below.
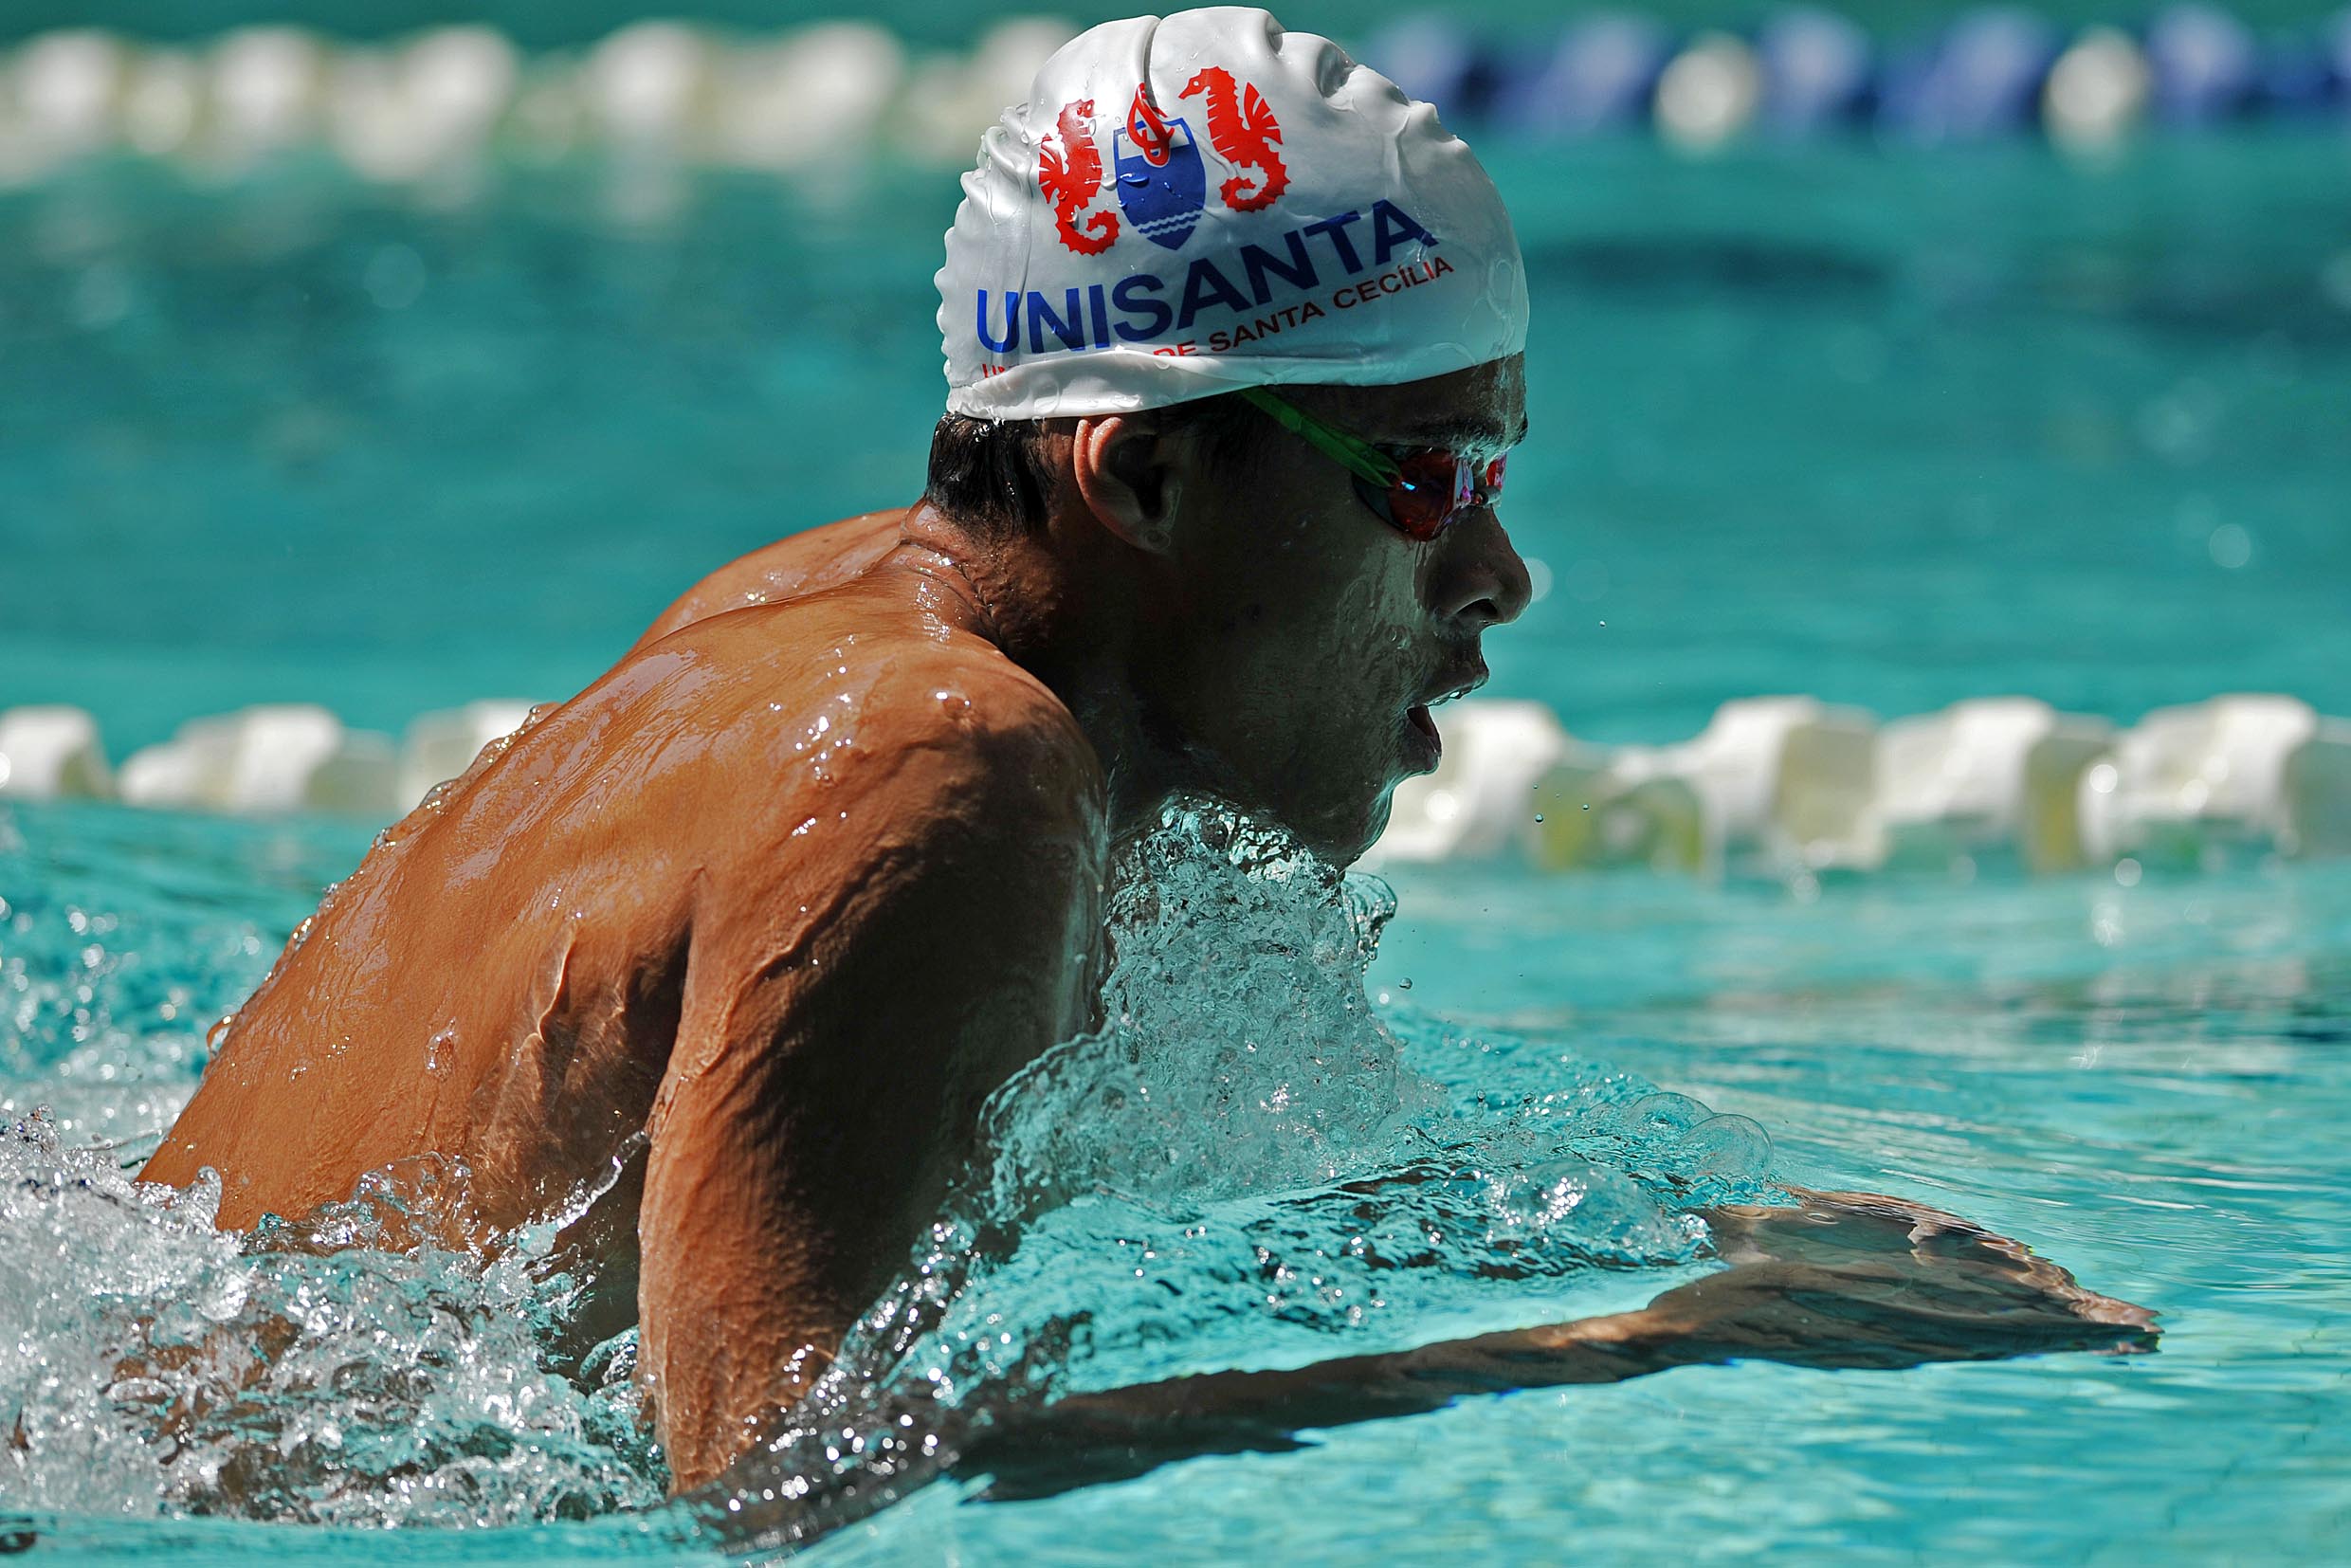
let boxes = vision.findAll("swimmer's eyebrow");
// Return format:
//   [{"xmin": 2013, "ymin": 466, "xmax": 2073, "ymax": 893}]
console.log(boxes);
[{"xmin": 1388, "ymin": 414, "xmax": 1530, "ymax": 450}]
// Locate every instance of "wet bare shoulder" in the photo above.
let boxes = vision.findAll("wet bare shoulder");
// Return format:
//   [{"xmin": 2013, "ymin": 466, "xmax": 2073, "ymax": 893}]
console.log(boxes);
[
  {"xmin": 629, "ymin": 510, "xmax": 906, "ymax": 655},
  {"xmin": 595, "ymin": 581, "xmax": 1107, "ymax": 864}
]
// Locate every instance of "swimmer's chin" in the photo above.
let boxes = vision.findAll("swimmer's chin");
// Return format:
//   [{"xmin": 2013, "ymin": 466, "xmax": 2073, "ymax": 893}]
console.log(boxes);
[
  {"xmin": 1309, "ymin": 790, "xmax": 1396, "ymax": 871},
  {"xmin": 1209, "ymin": 759, "xmax": 1406, "ymax": 868}
]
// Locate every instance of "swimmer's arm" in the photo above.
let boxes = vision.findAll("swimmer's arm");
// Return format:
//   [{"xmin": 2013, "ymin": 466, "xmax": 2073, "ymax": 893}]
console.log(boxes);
[
  {"xmin": 629, "ymin": 509, "xmax": 907, "ymax": 654},
  {"xmin": 959, "ymin": 1189, "xmax": 2157, "ymax": 1499},
  {"xmin": 638, "ymin": 702, "xmax": 1104, "ymax": 1492}
]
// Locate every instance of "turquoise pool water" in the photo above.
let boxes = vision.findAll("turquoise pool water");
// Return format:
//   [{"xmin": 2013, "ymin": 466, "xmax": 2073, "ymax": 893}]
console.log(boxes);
[
  {"xmin": 7, "ymin": 804, "xmax": 2348, "ymax": 1560},
  {"xmin": 7, "ymin": 135, "xmax": 2348, "ymax": 745},
  {"xmin": 4, "ymin": 131, "xmax": 2350, "ymax": 1560}
]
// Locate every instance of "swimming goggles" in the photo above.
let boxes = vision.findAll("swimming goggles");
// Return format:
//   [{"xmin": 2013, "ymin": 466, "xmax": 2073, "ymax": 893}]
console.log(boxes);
[{"xmin": 1238, "ymin": 387, "xmax": 1509, "ymax": 542}]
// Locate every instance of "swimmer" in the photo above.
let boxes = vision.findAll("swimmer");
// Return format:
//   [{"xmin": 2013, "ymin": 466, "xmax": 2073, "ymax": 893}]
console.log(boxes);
[{"xmin": 137, "ymin": 9, "xmax": 2153, "ymax": 1499}]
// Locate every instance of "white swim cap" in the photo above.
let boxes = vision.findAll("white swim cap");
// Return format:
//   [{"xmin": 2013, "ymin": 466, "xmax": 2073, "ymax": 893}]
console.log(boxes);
[{"xmin": 937, "ymin": 7, "xmax": 1528, "ymax": 420}]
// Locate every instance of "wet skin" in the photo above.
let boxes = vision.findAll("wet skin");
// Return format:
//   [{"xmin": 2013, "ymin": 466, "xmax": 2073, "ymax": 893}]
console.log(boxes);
[
  {"xmin": 142, "ymin": 539, "xmax": 1109, "ymax": 1490},
  {"xmin": 139, "ymin": 357, "xmax": 2153, "ymax": 1496}
]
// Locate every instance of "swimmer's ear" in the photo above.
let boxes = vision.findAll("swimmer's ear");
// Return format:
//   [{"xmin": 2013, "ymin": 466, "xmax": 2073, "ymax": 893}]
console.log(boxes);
[{"xmin": 1069, "ymin": 414, "xmax": 1195, "ymax": 556}]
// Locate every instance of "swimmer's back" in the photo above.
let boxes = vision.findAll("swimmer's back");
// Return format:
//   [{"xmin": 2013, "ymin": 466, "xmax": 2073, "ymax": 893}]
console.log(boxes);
[{"xmin": 142, "ymin": 538, "xmax": 1103, "ymax": 1242}]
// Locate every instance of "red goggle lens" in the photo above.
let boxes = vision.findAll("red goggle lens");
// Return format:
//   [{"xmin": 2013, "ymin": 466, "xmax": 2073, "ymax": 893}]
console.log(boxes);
[{"xmin": 1382, "ymin": 451, "xmax": 1509, "ymax": 541}]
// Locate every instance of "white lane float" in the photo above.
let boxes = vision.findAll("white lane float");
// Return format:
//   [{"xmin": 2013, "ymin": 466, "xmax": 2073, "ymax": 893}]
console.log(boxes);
[
  {"xmin": 891, "ymin": 18, "xmax": 1074, "ymax": 164},
  {"xmin": 1379, "ymin": 696, "xmax": 1879, "ymax": 875},
  {"xmin": 1378, "ymin": 700, "xmax": 1569, "ymax": 863},
  {"xmin": 1517, "ymin": 697, "xmax": 1880, "ymax": 876},
  {"xmin": 398, "ymin": 699, "xmax": 538, "ymax": 808},
  {"xmin": 0, "ymin": 705, "xmax": 113, "ymax": 800},
  {"xmin": 712, "ymin": 23, "xmax": 904, "ymax": 172},
  {"xmin": 1654, "ymin": 31, "xmax": 1764, "ymax": 151},
  {"xmin": 327, "ymin": 26, "xmax": 518, "ymax": 182},
  {"xmin": 2043, "ymin": 26, "xmax": 2153, "ymax": 152},
  {"xmin": 115, "ymin": 704, "xmax": 399, "ymax": 816},
  {"xmin": 12, "ymin": 30, "xmax": 127, "ymax": 162},
  {"xmin": 583, "ymin": 21, "xmax": 711, "ymax": 150},
  {"xmin": 1392, "ymin": 694, "xmax": 2351, "ymax": 877},
  {"xmin": 7, "ymin": 13, "xmax": 2345, "ymax": 190},
  {"xmin": 120, "ymin": 48, "xmax": 202, "ymax": 157},
  {"xmin": 1674, "ymin": 695, "xmax": 1879, "ymax": 873},
  {"xmin": 1528, "ymin": 741, "xmax": 1705, "ymax": 873},
  {"xmin": 1876, "ymin": 697, "xmax": 2114, "ymax": 873},
  {"xmin": 207, "ymin": 27, "xmax": 331, "ymax": 164},
  {"xmin": 2078, "ymin": 695, "xmax": 2351, "ymax": 870},
  {"xmin": 10, "ymin": 693, "xmax": 2351, "ymax": 879}
]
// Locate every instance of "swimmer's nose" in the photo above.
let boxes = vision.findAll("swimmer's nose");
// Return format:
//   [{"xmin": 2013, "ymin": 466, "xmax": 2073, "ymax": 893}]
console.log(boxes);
[{"xmin": 1430, "ymin": 508, "xmax": 1533, "ymax": 630}]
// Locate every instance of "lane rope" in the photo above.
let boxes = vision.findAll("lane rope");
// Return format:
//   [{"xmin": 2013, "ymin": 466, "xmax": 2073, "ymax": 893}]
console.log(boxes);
[
  {"xmin": 6, "ymin": 692, "xmax": 2344, "ymax": 878},
  {"xmin": 0, "ymin": 9, "xmax": 2346, "ymax": 190}
]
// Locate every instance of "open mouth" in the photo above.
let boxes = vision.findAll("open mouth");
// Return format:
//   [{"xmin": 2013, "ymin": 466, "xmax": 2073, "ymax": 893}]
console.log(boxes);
[{"xmin": 1402, "ymin": 671, "xmax": 1479, "ymax": 770}]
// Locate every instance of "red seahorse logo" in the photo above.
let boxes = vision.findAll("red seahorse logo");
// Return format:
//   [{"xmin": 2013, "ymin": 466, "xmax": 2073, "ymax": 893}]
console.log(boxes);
[
  {"xmin": 1181, "ymin": 67, "xmax": 1287, "ymax": 212},
  {"xmin": 1038, "ymin": 98, "xmax": 1118, "ymax": 255},
  {"xmin": 1126, "ymin": 81, "xmax": 1176, "ymax": 167}
]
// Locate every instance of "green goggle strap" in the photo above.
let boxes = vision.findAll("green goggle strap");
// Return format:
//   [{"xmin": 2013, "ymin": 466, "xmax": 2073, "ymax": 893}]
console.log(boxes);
[{"xmin": 1237, "ymin": 388, "xmax": 1402, "ymax": 488}]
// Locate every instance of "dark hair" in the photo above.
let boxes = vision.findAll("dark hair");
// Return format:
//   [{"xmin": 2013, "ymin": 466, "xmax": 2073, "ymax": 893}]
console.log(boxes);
[{"xmin": 922, "ymin": 393, "xmax": 1264, "ymax": 538}]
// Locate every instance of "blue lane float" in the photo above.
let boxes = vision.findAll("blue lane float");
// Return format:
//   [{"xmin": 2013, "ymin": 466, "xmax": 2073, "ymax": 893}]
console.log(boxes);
[
  {"xmin": 2258, "ymin": 29, "xmax": 2339, "ymax": 112},
  {"xmin": 1359, "ymin": 17, "xmax": 1495, "ymax": 127},
  {"xmin": 1752, "ymin": 9, "xmax": 1875, "ymax": 135},
  {"xmin": 1874, "ymin": 7, "xmax": 2061, "ymax": 142},
  {"xmin": 2145, "ymin": 3, "xmax": 2265, "ymax": 123},
  {"xmin": 1485, "ymin": 13, "xmax": 1674, "ymax": 137},
  {"xmin": 1361, "ymin": 4, "xmax": 2351, "ymax": 147}
]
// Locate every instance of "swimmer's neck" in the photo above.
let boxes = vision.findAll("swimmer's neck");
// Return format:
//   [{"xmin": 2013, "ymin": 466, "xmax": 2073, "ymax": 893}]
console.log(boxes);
[{"xmin": 896, "ymin": 501, "xmax": 1204, "ymax": 839}]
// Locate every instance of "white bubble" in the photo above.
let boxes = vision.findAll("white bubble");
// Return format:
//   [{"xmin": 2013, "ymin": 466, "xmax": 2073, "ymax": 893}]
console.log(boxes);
[
  {"xmin": 2208, "ymin": 522, "xmax": 2252, "ymax": 570},
  {"xmin": 361, "ymin": 244, "xmax": 427, "ymax": 310}
]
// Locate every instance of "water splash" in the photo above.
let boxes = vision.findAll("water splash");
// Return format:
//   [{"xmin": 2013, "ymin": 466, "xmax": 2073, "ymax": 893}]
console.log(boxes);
[
  {"xmin": 0, "ymin": 795, "xmax": 1773, "ymax": 1544},
  {"xmin": 0, "ymin": 1109, "xmax": 666, "ymax": 1525},
  {"xmin": 712, "ymin": 799, "xmax": 1776, "ymax": 1548},
  {"xmin": 981, "ymin": 800, "xmax": 1439, "ymax": 1214},
  {"xmin": 0, "ymin": 804, "xmax": 673, "ymax": 1529}
]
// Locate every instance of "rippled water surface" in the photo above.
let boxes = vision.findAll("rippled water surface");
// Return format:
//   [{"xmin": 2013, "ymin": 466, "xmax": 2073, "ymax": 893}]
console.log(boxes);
[{"xmin": 4, "ymin": 796, "xmax": 2347, "ymax": 1561}]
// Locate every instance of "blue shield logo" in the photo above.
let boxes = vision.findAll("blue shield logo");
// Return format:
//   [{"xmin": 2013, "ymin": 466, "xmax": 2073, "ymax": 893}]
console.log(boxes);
[{"xmin": 1115, "ymin": 118, "xmax": 1207, "ymax": 251}]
